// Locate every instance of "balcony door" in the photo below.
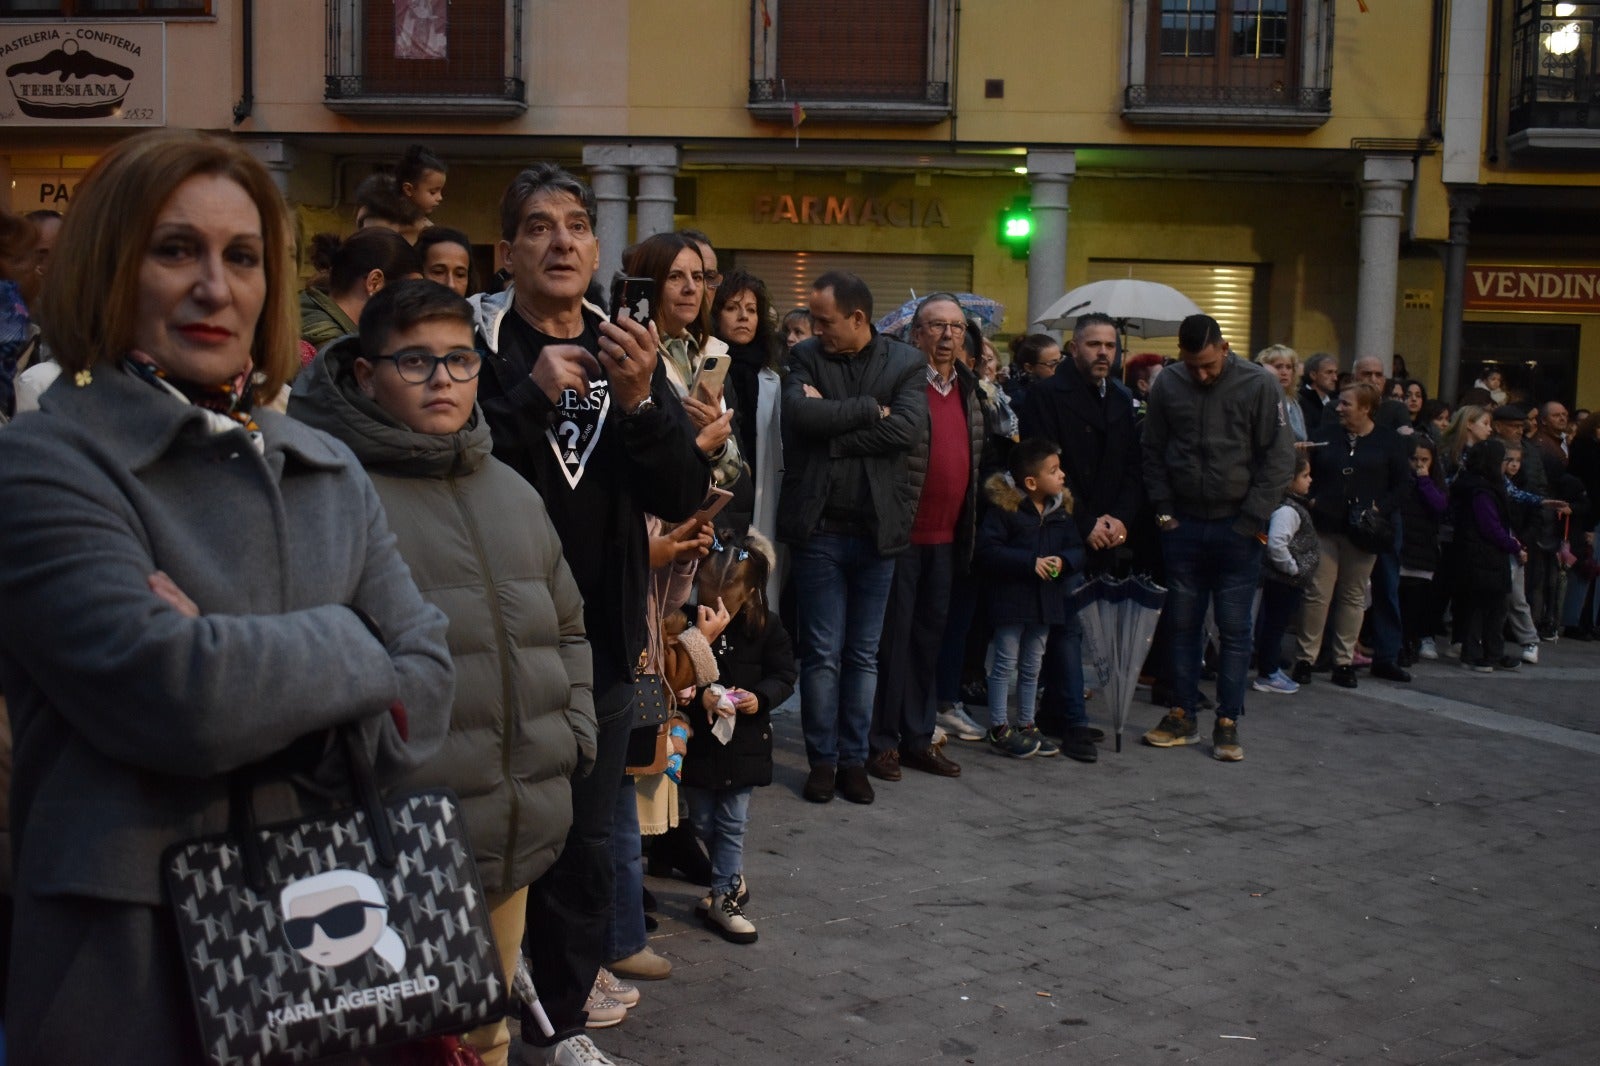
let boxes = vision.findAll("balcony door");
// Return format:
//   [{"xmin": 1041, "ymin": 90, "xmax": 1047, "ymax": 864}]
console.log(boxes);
[
  {"xmin": 1148, "ymin": 0, "xmax": 1299, "ymax": 101},
  {"xmin": 362, "ymin": 0, "xmax": 504, "ymax": 95},
  {"xmin": 775, "ymin": 0, "xmax": 929, "ymax": 102}
]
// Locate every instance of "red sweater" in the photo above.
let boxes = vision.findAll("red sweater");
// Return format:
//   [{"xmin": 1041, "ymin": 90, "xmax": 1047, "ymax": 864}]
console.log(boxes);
[{"xmin": 911, "ymin": 383, "xmax": 970, "ymax": 545}]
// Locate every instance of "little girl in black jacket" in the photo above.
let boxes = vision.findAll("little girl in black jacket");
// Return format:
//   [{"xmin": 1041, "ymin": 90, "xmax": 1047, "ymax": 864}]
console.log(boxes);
[{"xmin": 681, "ymin": 529, "xmax": 796, "ymax": 946}]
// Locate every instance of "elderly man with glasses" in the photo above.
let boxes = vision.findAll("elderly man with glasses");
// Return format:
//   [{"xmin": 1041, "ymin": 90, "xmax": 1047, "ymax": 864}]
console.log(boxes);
[{"xmin": 864, "ymin": 294, "xmax": 989, "ymax": 783}]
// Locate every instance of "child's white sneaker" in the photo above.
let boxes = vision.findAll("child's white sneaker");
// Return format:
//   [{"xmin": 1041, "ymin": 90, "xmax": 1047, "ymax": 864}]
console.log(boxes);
[
  {"xmin": 1418, "ymin": 637, "xmax": 1439, "ymax": 660},
  {"xmin": 705, "ymin": 889, "xmax": 758, "ymax": 944}
]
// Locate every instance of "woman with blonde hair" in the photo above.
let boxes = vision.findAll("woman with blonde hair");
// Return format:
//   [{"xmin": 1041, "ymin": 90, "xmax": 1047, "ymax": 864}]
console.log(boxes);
[
  {"xmin": 1438, "ymin": 404, "xmax": 1493, "ymax": 480},
  {"xmin": 1255, "ymin": 343, "xmax": 1306, "ymax": 441},
  {"xmin": 0, "ymin": 129, "xmax": 452, "ymax": 1061}
]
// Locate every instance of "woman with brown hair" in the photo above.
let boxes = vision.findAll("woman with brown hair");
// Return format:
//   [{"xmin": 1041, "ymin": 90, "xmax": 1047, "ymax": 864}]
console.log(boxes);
[
  {"xmin": 623, "ymin": 231, "xmax": 737, "ymax": 483},
  {"xmin": 0, "ymin": 129, "xmax": 452, "ymax": 1061}
]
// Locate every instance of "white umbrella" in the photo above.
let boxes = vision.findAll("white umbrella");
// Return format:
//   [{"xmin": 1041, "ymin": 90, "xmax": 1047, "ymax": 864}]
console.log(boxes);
[
  {"xmin": 1071, "ymin": 575, "xmax": 1167, "ymax": 753},
  {"xmin": 1034, "ymin": 279, "xmax": 1204, "ymax": 336}
]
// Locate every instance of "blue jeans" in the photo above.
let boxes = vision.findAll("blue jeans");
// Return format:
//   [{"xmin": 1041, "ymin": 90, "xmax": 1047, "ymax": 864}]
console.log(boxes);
[
  {"xmin": 605, "ymin": 775, "xmax": 645, "ymax": 964},
  {"xmin": 1369, "ymin": 547, "xmax": 1403, "ymax": 665},
  {"xmin": 684, "ymin": 786, "xmax": 753, "ymax": 898},
  {"xmin": 1162, "ymin": 516, "xmax": 1265, "ymax": 719},
  {"xmin": 987, "ymin": 622, "xmax": 1050, "ymax": 729},
  {"xmin": 792, "ymin": 533, "xmax": 896, "ymax": 768}
]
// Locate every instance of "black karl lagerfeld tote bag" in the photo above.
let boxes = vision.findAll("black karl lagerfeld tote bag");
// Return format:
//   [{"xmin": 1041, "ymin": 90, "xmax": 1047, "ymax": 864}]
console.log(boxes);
[{"xmin": 163, "ymin": 725, "xmax": 504, "ymax": 1065}]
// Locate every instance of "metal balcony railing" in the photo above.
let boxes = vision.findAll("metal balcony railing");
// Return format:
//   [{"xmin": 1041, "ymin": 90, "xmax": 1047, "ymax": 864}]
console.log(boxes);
[
  {"xmin": 747, "ymin": 0, "xmax": 954, "ymax": 123},
  {"xmin": 324, "ymin": 0, "xmax": 524, "ymax": 117},
  {"xmin": 1123, "ymin": 0, "xmax": 1333, "ymax": 129},
  {"xmin": 1509, "ymin": 2, "xmax": 1600, "ymax": 140}
]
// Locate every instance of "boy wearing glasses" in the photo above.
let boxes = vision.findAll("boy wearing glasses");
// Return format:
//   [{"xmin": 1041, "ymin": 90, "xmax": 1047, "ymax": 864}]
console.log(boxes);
[{"xmin": 291, "ymin": 279, "xmax": 597, "ymax": 1066}]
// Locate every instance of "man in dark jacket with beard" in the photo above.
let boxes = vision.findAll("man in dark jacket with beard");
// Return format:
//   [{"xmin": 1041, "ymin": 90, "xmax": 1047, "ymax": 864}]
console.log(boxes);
[
  {"xmin": 781, "ymin": 271, "xmax": 928, "ymax": 807},
  {"xmin": 1140, "ymin": 314, "xmax": 1294, "ymax": 764},
  {"xmin": 470, "ymin": 163, "xmax": 709, "ymax": 1065},
  {"xmin": 1016, "ymin": 312, "xmax": 1143, "ymax": 762}
]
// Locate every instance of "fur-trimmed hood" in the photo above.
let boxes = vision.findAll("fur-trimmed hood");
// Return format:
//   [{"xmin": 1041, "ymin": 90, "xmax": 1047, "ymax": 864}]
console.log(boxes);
[{"xmin": 983, "ymin": 471, "xmax": 1072, "ymax": 516}]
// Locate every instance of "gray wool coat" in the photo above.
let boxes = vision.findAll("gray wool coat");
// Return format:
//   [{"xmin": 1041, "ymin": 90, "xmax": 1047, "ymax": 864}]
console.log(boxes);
[
  {"xmin": 0, "ymin": 363, "xmax": 453, "ymax": 1056},
  {"xmin": 291, "ymin": 337, "xmax": 597, "ymax": 894}
]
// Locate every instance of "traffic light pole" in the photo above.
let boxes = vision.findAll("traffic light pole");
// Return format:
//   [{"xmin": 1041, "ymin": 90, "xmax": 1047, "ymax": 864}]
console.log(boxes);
[{"xmin": 1025, "ymin": 150, "xmax": 1076, "ymax": 337}]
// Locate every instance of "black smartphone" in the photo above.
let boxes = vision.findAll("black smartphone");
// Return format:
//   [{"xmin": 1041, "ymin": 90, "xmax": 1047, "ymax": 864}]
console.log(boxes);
[{"xmin": 610, "ymin": 275, "xmax": 654, "ymax": 327}]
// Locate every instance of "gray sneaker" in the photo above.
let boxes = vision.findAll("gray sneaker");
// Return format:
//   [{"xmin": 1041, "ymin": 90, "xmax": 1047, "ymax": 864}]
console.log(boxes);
[
  {"xmin": 986, "ymin": 725, "xmax": 1041, "ymax": 758},
  {"xmin": 936, "ymin": 702, "xmax": 986, "ymax": 741}
]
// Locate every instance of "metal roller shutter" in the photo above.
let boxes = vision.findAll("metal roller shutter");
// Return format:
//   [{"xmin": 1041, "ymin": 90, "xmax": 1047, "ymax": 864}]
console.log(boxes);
[
  {"xmin": 1087, "ymin": 259, "xmax": 1257, "ymax": 350},
  {"xmin": 729, "ymin": 250, "xmax": 974, "ymax": 325}
]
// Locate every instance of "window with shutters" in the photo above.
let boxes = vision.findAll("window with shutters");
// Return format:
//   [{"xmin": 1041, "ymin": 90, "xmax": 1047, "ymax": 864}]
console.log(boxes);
[
  {"xmin": 1124, "ymin": 0, "xmax": 1333, "ymax": 129},
  {"xmin": 748, "ymin": 0, "xmax": 954, "ymax": 123},
  {"xmin": 324, "ymin": 0, "xmax": 525, "ymax": 117}
]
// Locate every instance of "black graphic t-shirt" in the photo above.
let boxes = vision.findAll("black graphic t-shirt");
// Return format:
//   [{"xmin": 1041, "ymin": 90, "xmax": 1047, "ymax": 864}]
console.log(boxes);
[{"xmin": 501, "ymin": 311, "xmax": 610, "ymax": 491}]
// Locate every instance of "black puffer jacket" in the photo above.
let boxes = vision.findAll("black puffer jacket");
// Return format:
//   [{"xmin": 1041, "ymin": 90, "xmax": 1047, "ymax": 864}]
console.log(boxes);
[{"xmin": 681, "ymin": 609, "xmax": 797, "ymax": 790}]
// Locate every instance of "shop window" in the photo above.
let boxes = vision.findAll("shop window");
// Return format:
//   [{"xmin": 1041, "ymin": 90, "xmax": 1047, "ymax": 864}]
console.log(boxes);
[
  {"xmin": 324, "ymin": 0, "xmax": 525, "ymax": 116},
  {"xmin": 0, "ymin": 0, "xmax": 209, "ymax": 14},
  {"xmin": 747, "ymin": 0, "xmax": 954, "ymax": 123},
  {"xmin": 1125, "ymin": 0, "xmax": 1331, "ymax": 128},
  {"xmin": 1508, "ymin": 1, "xmax": 1600, "ymax": 155}
]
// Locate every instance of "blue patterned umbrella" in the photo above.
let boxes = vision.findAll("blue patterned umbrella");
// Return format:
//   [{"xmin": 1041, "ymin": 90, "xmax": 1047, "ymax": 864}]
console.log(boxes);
[
  {"xmin": 1071, "ymin": 574, "xmax": 1167, "ymax": 752},
  {"xmin": 875, "ymin": 291, "xmax": 1005, "ymax": 340}
]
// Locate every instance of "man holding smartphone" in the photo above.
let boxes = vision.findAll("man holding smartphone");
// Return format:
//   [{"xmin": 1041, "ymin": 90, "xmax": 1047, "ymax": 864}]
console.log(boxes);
[
  {"xmin": 470, "ymin": 164, "xmax": 709, "ymax": 1066},
  {"xmin": 780, "ymin": 271, "xmax": 928, "ymax": 807}
]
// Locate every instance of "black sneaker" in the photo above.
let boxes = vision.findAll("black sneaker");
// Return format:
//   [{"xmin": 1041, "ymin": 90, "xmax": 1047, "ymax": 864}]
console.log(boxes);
[
  {"xmin": 1057, "ymin": 726, "xmax": 1100, "ymax": 763},
  {"xmin": 987, "ymin": 725, "xmax": 1040, "ymax": 759},
  {"xmin": 1495, "ymin": 656, "xmax": 1521, "ymax": 671}
]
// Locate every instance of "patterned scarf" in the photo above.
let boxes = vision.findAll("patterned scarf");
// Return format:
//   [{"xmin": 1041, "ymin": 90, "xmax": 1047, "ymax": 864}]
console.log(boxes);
[{"xmin": 122, "ymin": 351, "xmax": 264, "ymax": 452}]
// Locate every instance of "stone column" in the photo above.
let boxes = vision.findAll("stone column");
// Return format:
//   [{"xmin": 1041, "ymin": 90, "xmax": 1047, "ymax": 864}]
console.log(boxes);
[
  {"xmin": 1025, "ymin": 149, "xmax": 1076, "ymax": 335},
  {"xmin": 1437, "ymin": 188, "xmax": 1478, "ymax": 405},
  {"xmin": 1354, "ymin": 155, "xmax": 1415, "ymax": 375},
  {"xmin": 582, "ymin": 145, "xmax": 633, "ymax": 288},
  {"xmin": 633, "ymin": 145, "xmax": 682, "ymax": 240}
]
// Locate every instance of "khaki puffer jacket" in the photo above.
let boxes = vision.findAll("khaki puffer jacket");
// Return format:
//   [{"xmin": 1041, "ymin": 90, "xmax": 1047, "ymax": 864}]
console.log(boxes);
[{"xmin": 290, "ymin": 337, "xmax": 597, "ymax": 893}]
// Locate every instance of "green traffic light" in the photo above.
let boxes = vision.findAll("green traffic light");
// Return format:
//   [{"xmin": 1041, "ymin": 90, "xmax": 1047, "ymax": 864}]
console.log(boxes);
[{"xmin": 1004, "ymin": 216, "xmax": 1032, "ymax": 239}]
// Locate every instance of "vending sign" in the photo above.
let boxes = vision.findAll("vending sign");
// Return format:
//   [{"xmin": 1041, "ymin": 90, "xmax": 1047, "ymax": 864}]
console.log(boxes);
[{"xmin": 0, "ymin": 22, "xmax": 165, "ymax": 127}]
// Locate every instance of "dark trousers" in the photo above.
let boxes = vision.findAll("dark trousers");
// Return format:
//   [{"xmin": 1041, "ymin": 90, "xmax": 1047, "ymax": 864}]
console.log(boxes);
[
  {"xmin": 1456, "ymin": 589, "xmax": 1510, "ymax": 666},
  {"xmin": 1527, "ymin": 546, "xmax": 1560, "ymax": 634},
  {"xmin": 1368, "ymin": 548, "xmax": 1403, "ymax": 665},
  {"xmin": 935, "ymin": 570, "xmax": 984, "ymax": 704},
  {"xmin": 523, "ymin": 696, "xmax": 632, "ymax": 1045},
  {"xmin": 1398, "ymin": 575, "xmax": 1436, "ymax": 653},
  {"xmin": 1253, "ymin": 580, "xmax": 1303, "ymax": 677},
  {"xmin": 872, "ymin": 542, "xmax": 954, "ymax": 754}
]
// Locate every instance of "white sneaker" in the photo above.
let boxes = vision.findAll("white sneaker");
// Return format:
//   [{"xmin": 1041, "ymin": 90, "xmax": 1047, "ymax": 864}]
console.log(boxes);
[
  {"xmin": 582, "ymin": 988, "xmax": 628, "ymax": 1029},
  {"xmin": 541, "ymin": 1035, "xmax": 618, "ymax": 1066},
  {"xmin": 1418, "ymin": 638, "xmax": 1439, "ymax": 661},
  {"xmin": 704, "ymin": 890, "xmax": 758, "ymax": 944},
  {"xmin": 935, "ymin": 702, "xmax": 985, "ymax": 741},
  {"xmin": 1522, "ymin": 643, "xmax": 1539, "ymax": 665},
  {"xmin": 1447, "ymin": 642, "xmax": 1462, "ymax": 659},
  {"xmin": 932, "ymin": 723, "xmax": 949, "ymax": 748},
  {"xmin": 695, "ymin": 872, "xmax": 750, "ymax": 917},
  {"xmin": 593, "ymin": 967, "xmax": 640, "ymax": 1008}
]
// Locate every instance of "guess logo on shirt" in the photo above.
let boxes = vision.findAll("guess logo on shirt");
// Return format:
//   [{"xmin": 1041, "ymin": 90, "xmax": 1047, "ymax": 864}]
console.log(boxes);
[{"xmin": 547, "ymin": 378, "xmax": 610, "ymax": 489}]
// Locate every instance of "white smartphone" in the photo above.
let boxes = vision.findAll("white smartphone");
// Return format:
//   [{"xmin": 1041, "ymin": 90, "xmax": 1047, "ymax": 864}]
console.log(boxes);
[{"xmin": 691, "ymin": 354, "xmax": 730, "ymax": 399}]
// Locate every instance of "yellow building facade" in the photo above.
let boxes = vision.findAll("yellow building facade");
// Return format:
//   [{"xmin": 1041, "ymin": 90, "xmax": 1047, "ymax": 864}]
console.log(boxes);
[{"xmin": 4, "ymin": 1, "xmax": 1598, "ymax": 405}]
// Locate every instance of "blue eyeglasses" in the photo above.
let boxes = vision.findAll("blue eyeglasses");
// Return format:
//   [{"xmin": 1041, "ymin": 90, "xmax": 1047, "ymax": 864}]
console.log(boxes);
[{"xmin": 709, "ymin": 534, "xmax": 749, "ymax": 561}]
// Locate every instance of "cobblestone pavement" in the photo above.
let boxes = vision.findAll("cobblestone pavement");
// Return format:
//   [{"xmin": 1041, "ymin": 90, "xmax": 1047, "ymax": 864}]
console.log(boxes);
[{"xmin": 566, "ymin": 638, "xmax": 1600, "ymax": 1066}]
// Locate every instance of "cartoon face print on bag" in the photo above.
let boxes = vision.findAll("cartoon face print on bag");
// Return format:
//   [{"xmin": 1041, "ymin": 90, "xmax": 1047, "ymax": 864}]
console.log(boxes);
[{"xmin": 279, "ymin": 869, "xmax": 407, "ymax": 972}]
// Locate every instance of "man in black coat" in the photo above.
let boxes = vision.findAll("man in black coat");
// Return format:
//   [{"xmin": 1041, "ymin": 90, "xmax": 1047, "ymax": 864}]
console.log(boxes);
[{"xmin": 1015, "ymin": 312, "xmax": 1144, "ymax": 762}]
